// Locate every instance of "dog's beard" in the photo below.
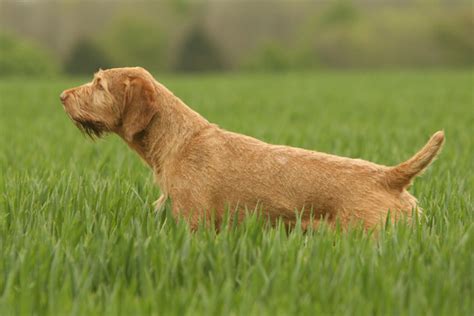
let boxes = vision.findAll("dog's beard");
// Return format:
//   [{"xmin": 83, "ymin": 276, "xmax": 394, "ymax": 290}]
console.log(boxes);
[{"xmin": 74, "ymin": 119, "xmax": 107, "ymax": 139}]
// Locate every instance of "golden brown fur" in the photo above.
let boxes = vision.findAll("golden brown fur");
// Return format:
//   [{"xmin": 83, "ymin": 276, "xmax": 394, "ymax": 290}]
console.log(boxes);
[{"xmin": 60, "ymin": 67, "xmax": 445, "ymax": 230}]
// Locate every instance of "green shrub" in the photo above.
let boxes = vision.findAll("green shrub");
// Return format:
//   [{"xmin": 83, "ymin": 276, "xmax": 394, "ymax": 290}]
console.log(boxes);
[
  {"xmin": 242, "ymin": 41, "xmax": 294, "ymax": 71},
  {"xmin": 320, "ymin": 0, "xmax": 358, "ymax": 26},
  {"xmin": 174, "ymin": 27, "xmax": 224, "ymax": 72},
  {"xmin": 0, "ymin": 32, "xmax": 58, "ymax": 77},
  {"xmin": 64, "ymin": 38, "xmax": 112, "ymax": 75}
]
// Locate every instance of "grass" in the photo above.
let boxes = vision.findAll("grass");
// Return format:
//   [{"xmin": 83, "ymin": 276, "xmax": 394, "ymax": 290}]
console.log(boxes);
[{"xmin": 0, "ymin": 70, "xmax": 472, "ymax": 315}]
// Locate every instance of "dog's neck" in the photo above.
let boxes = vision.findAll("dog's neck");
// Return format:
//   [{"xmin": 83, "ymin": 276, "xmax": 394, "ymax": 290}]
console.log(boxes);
[{"xmin": 123, "ymin": 84, "xmax": 211, "ymax": 176}]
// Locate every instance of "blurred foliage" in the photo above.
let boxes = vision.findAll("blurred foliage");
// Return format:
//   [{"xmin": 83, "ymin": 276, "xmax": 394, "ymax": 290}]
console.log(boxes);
[
  {"xmin": 259, "ymin": 4, "xmax": 474, "ymax": 70},
  {"xmin": 0, "ymin": 1, "xmax": 472, "ymax": 74},
  {"xmin": 243, "ymin": 41, "xmax": 294, "ymax": 72},
  {"xmin": 433, "ymin": 10, "xmax": 474, "ymax": 66},
  {"xmin": 64, "ymin": 38, "xmax": 112, "ymax": 75},
  {"xmin": 0, "ymin": 32, "xmax": 58, "ymax": 77},
  {"xmin": 320, "ymin": 0, "xmax": 358, "ymax": 25},
  {"xmin": 98, "ymin": 15, "xmax": 168, "ymax": 71},
  {"xmin": 174, "ymin": 27, "xmax": 224, "ymax": 72}
]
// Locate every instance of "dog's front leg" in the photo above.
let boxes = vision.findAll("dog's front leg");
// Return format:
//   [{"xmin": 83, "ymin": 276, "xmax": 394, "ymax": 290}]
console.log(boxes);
[{"xmin": 153, "ymin": 193, "xmax": 168, "ymax": 212}]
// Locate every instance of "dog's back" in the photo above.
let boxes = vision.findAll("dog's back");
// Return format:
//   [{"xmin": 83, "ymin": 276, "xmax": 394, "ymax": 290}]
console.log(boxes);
[{"xmin": 168, "ymin": 128, "xmax": 444, "ymax": 229}]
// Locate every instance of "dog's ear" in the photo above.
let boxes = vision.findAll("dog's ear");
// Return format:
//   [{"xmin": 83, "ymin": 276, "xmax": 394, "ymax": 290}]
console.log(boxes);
[{"xmin": 122, "ymin": 76, "xmax": 158, "ymax": 142}]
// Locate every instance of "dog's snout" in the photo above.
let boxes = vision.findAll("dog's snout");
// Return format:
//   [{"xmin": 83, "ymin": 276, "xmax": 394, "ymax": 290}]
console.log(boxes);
[{"xmin": 60, "ymin": 91, "xmax": 69, "ymax": 103}]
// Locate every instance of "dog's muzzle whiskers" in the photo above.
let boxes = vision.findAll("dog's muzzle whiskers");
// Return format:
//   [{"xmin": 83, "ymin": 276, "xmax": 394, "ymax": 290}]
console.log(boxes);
[{"xmin": 73, "ymin": 119, "xmax": 106, "ymax": 139}]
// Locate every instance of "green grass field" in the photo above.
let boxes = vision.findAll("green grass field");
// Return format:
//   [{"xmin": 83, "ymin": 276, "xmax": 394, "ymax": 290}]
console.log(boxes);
[{"xmin": 0, "ymin": 71, "xmax": 472, "ymax": 315}]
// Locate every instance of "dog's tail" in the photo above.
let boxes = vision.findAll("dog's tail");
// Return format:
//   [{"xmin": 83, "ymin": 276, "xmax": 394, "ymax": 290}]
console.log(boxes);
[{"xmin": 385, "ymin": 131, "xmax": 445, "ymax": 190}]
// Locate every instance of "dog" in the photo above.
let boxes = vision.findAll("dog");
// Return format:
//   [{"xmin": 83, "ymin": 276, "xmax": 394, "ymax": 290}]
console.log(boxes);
[{"xmin": 60, "ymin": 67, "xmax": 445, "ymax": 230}]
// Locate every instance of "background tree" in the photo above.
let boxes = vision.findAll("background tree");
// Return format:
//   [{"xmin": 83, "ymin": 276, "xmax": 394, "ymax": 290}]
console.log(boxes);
[
  {"xmin": 64, "ymin": 38, "xmax": 112, "ymax": 75},
  {"xmin": 174, "ymin": 26, "xmax": 224, "ymax": 72}
]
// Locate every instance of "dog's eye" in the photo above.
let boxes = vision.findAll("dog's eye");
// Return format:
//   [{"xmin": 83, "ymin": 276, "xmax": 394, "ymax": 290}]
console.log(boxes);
[{"xmin": 95, "ymin": 80, "xmax": 104, "ymax": 90}]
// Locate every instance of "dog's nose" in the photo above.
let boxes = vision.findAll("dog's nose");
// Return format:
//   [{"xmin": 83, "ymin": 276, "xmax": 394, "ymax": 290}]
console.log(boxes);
[{"xmin": 60, "ymin": 91, "xmax": 69, "ymax": 103}]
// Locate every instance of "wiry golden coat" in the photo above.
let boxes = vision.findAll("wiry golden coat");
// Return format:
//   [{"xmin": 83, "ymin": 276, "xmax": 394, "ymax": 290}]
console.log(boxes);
[{"xmin": 60, "ymin": 67, "xmax": 445, "ymax": 230}]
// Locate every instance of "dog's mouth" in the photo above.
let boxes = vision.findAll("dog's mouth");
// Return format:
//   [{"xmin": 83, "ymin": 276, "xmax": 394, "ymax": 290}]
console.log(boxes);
[{"xmin": 73, "ymin": 119, "xmax": 107, "ymax": 139}]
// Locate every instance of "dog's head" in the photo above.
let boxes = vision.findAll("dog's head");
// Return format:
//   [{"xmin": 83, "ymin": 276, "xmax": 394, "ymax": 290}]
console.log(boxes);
[{"xmin": 60, "ymin": 67, "xmax": 158, "ymax": 141}]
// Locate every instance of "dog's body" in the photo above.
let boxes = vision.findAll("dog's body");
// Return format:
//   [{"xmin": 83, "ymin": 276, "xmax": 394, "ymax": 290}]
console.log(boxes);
[{"xmin": 61, "ymin": 67, "xmax": 445, "ymax": 230}]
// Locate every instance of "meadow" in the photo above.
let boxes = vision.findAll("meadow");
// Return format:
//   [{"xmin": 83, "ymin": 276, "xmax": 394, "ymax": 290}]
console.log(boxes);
[{"xmin": 0, "ymin": 71, "xmax": 472, "ymax": 315}]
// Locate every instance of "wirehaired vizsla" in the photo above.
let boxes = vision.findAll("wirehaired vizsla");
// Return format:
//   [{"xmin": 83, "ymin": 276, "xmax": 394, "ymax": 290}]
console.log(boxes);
[{"xmin": 60, "ymin": 67, "xmax": 445, "ymax": 230}]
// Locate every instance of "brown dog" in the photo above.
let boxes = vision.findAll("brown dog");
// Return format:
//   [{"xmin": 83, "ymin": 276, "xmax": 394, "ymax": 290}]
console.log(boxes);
[{"xmin": 60, "ymin": 67, "xmax": 445, "ymax": 230}]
